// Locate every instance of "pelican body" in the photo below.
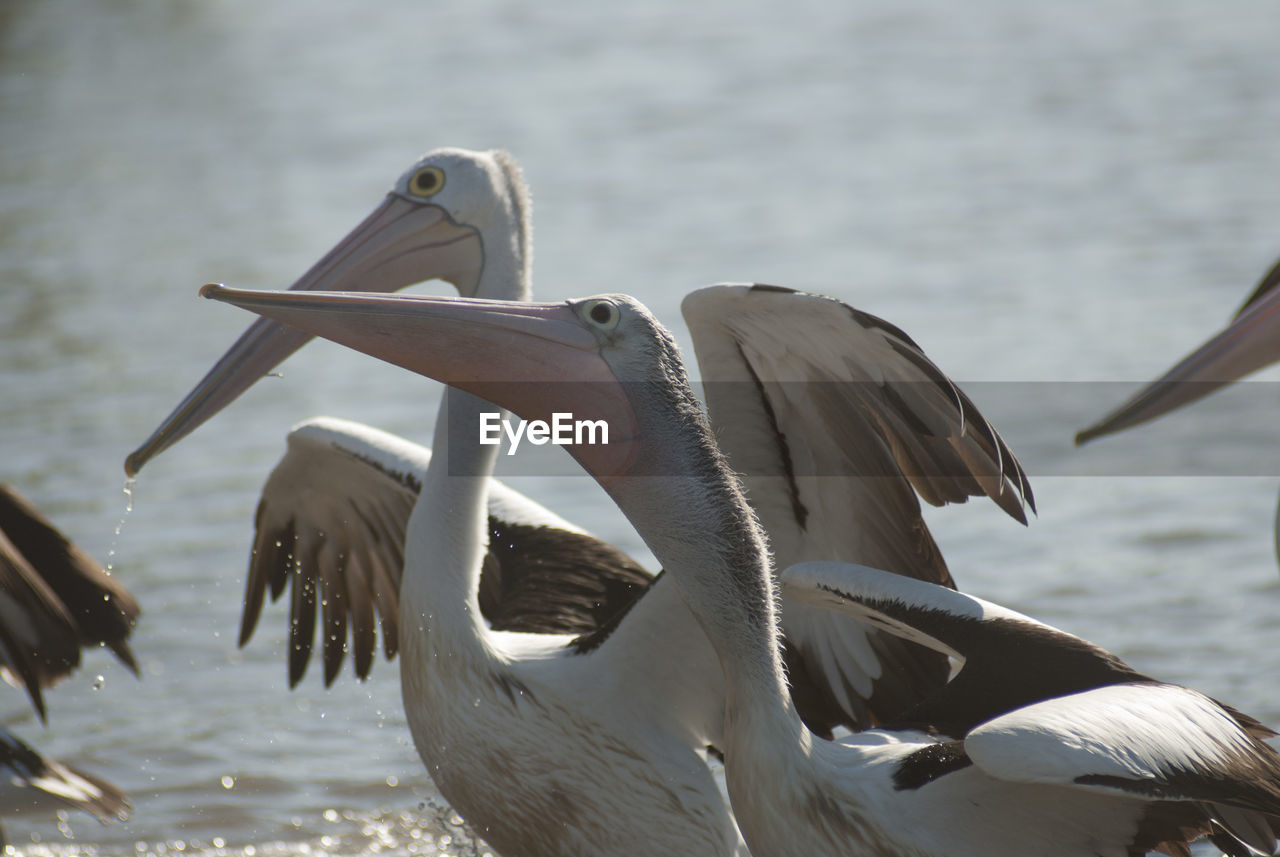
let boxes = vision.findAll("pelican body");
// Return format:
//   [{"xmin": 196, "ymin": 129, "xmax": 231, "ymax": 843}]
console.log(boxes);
[
  {"xmin": 132, "ymin": 149, "xmax": 1030, "ymax": 855},
  {"xmin": 200, "ymin": 283, "xmax": 1280, "ymax": 857}
]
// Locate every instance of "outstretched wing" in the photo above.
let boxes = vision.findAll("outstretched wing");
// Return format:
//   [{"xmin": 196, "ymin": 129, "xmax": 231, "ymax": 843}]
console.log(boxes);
[
  {"xmin": 684, "ymin": 284, "xmax": 1034, "ymax": 732},
  {"xmin": 240, "ymin": 417, "xmax": 652, "ymax": 687}
]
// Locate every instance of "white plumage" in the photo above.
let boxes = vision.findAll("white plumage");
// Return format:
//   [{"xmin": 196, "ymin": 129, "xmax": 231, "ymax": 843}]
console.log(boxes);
[{"xmin": 198, "ymin": 285, "xmax": 1280, "ymax": 857}]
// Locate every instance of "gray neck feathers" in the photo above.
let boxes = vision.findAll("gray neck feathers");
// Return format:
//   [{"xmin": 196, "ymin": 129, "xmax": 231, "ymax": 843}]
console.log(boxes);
[{"xmin": 608, "ymin": 325, "xmax": 788, "ymax": 704}]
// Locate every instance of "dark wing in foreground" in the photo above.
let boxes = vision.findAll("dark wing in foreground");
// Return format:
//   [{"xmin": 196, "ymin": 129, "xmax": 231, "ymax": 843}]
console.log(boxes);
[
  {"xmin": 0, "ymin": 725, "xmax": 129, "ymax": 827},
  {"xmin": 0, "ymin": 484, "xmax": 139, "ymax": 719}
]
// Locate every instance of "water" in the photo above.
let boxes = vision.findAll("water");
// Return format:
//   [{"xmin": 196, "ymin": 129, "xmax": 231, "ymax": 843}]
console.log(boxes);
[{"xmin": 3, "ymin": 0, "xmax": 1280, "ymax": 853}]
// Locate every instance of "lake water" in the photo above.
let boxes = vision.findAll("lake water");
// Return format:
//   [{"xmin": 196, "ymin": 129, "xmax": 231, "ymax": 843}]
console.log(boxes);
[{"xmin": 3, "ymin": 1, "xmax": 1280, "ymax": 854}]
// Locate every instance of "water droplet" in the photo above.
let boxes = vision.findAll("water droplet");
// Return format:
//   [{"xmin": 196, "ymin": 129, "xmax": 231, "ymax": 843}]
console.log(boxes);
[
  {"xmin": 92, "ymin": 674, "xmax": 105, "ymax": 690},
  {"xmin": 385, "ymin": 775, "xmax": 398, "ymax": 787},
  {"xmin": 106, "ymin": 478, "xmax": 137, "ymax": 574},
  {"xmin": 220, "ymin": 775, "xmax": 234, "ymax": 789},
  {"xmin": 323, "ymin": 808, "xmax": 339, "ymax": 822},
  {"xmin": 212, "ymin": 837, "xmax": 225, "ymax": 849}
]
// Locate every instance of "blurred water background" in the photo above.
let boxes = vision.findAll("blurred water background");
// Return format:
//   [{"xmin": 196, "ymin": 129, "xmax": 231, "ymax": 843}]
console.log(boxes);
[{"xmin": 3, "ymin": 1, "xmax": 1280, "ymax": 854}]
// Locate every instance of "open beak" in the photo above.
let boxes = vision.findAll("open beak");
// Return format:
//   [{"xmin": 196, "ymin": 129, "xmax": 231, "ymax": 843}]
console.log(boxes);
[
  {"xmin": 125, "ymin": 194, "xmax": 482, "ymax": 476},
  {"xmin": 1077, "ymin": 284, "xmax": 1280, "ymax": 445},
  {"xmin": 197, "ymin": 285, "xmax": 641, "ymax": 479}
]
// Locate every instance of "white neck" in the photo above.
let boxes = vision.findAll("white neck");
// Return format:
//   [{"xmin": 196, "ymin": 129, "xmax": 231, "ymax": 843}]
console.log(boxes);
[
  {"xmin": 399, "ymin": 387, "xmax": 501, "ymax": 651},
  {"xmin": 397, "ymin": 153, "xmax": 532, "ymax": 640},
  {"xmin": 471, "ymin": 153, "xmax": 533, "ymax": 304}
]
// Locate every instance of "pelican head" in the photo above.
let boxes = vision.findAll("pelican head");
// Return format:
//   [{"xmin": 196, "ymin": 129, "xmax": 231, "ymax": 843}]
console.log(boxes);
[
  {"xmin": 193, "ymin": 285, "xmax": 706, "ymax": 483},
  {"xmin": 125, "ymin": 147, "xmax": 531, "ymax": 475}
]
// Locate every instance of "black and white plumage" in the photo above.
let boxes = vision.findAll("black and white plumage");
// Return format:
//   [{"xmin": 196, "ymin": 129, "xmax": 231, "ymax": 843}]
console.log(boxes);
[
  {"xmin": 135, "ymin": 149, "xmax": 745, "ymax": 856},
  {"xmin": 129, "ymin": 148, "xmax": 1030, "ymax": 734},
  {"xmin": 136, "ymin": 149, "xmax": 1028, "ymax": 854},
  {"xmin": 240, "ymin": 415, "xmax": 650, "ymax": 687},
  {"xmin": 783, "ymin": 561, "xmax": 1280, "ymax": 857},
  {"xmin": 684, "ymin": 284, "xmax": 1032, "ymax": 729},
  {"xmin": 197, "ymin": 284, "xmax": 1280, "ymax": 857},
  {"xmin": 0, "ymin": 484, "xmax": 133, "ymax": 834}
]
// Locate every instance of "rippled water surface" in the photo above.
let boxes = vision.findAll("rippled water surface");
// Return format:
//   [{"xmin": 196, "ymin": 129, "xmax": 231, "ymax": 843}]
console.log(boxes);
[{"xmin": 3, "ymin": 1, "xmax": 1280, "ymax": 854}]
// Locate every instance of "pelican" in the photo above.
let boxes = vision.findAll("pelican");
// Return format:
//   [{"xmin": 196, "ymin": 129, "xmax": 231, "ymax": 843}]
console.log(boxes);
[
  {"xmin": 0, "ymin": 484, "xmax": 134, "ymax": 834},
  {"xmin": 127, "ymin": 149, "xmax": 1030, "ymax": 727},
  {"xmin": 1076, "ymin": 256, "xmax": 1280, "ymax": 557},
  {"xmin": 201, "ymin": 284, "xmax": 1280, "ymax": 857},
  {"xmin": 129, "ymin": 150, "xmax": 1029, "ymax": 853},
  {"xmin": 141, "ymin": 283, "xmax": 1032, "ymax": 856}
]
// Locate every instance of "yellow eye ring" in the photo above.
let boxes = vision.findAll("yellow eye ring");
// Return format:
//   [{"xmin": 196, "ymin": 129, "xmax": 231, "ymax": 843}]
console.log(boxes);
[
  {"xmin": 408, "ymin": 165, "xmax": 446, "ymax": 197},
  {"xmin": 582, "ymin": 299, "xmax": 621, "ymax": 331}
]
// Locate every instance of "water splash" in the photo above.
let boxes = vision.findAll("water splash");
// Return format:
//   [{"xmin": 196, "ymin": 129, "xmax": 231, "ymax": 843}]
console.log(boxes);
[{"xmin": 104, "ymin": 478, "xmax": 136, "ymax": 577}]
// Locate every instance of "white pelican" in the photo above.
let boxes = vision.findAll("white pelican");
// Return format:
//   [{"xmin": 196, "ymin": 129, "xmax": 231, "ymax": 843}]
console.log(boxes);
[
  {"xmin": 130, "ymin": 150, "xmax": 1028, "ymax": 853},
  {"xmin": 0, "ymin": 484, "xmax": 133, "ymax": 833},
  {"xmin": 200, "ymin": 284, "xmax": 1280, "ymax": 857},
  {"xmin": 139, "ymin": 283, "xmax": 1031, "ymax": 855},
  {"xmin": 127, "ymin": 149, "xmax": 1030, "ymax": 731}
]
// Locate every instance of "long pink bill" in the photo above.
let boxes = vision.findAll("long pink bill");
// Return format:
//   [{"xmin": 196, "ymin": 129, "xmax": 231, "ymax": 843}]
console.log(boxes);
[
  {"xmin": 125, "ymin": 195, "xmax": 481, "ymax": 476},
  {"xmin": 197, "ymin": 285, "xmax": 641, "ymax": 478},
  {"xmin": 1077, "ymin": 283, "xmax": 1280, "ymax": 445}
]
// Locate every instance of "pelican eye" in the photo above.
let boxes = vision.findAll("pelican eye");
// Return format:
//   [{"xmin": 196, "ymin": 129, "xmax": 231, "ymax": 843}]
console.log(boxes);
[
  {"xmin": 583, "ymin": 299, "xmax": 621, "ymax": 331},
  {"xmin": 408, "ymin": 165, "xmax": 446, "ymax": 197}
]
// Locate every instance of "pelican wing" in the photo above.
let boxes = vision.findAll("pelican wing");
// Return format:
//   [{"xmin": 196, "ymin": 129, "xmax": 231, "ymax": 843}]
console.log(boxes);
[
  {"xmin": 0, "ymin": 725, "xmax": 129, "ymax": 824},
  {"xmin": 0, "ymin": 485, "xmax": 139, "ymax": 676},
  {"xmin": 966, "ymin": 684, "xmax": 1280, "ymax": 856},
  {"xmin": 241, "ymin": 417, "xmax": 652, "ymax": 686},
  {"xmin": 0, "ymin": 485, "xmax": 140, "ymax": 720},
  {"xmin": 780, "ymin": 561, "xmax": 1145, "ymax": 736},
  {"xmin": 788, "ymin": 561, "xmax": 1280, "ymax": 854},
  {"xmin": 683, "ymin": 284, "xmax": 1033, "ymax": 732},
  {"xmin": 0, "ymin": 530, "xmax": 80, "ymax": 719}
]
